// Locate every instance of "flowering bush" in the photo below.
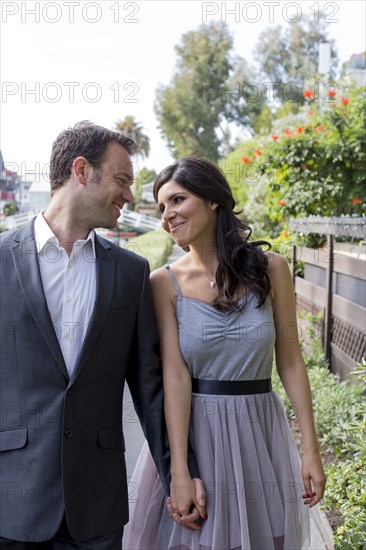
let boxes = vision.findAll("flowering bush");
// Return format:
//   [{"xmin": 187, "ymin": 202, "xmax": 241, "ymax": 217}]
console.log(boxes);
[
  {"xmin": 219, "ymin": 138, "xmax": 264, "ymax": 208},
  {"xmin": 223, "ymin": 83, "xmax": 365, "ymax": 227},
  {"xmin": 261, "ymin": 85, "xmax": 366, "ymax": 221}
]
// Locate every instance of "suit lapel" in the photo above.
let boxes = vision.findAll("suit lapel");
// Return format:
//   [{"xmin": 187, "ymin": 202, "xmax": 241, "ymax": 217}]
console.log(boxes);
[
  {"xmin": 69, "ymin": 236, "xmax": 115, "ymax": 384},
  {"xmin": 11, "ymin": 220, "xmax": 68, "ymax": 379}
]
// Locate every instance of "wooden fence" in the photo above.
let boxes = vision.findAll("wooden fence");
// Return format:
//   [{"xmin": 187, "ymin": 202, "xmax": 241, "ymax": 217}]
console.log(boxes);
[{"xmin": 292, "ymin": 244, "xmax": 366, "ymax": 381}]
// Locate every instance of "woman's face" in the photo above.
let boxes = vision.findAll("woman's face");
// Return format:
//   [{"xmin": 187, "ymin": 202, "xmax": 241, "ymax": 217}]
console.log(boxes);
[{"xmin": 157, "ymin": 179, "xmax": 217, "ymax": 249}]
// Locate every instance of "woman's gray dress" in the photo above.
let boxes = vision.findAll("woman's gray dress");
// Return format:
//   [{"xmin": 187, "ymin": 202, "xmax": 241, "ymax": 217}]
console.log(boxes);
[{"xmin": 123, "ymin": 266, "xmax": 310, "ymax": 549}]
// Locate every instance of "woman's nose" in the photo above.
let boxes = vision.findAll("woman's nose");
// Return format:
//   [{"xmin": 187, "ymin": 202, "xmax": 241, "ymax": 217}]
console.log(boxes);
[{"xmin": 162, "ymin": 205, "xmax": 176, "ymax": 221}]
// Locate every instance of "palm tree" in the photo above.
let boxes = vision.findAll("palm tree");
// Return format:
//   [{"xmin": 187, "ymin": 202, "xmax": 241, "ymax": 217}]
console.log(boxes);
[
  {"xmin": 115, "ymin": 116, "xmax": 150, "ymax": 159},
  {"xmin": 115, "ymin": 116, "xmax": 152, "ymax": 213}
]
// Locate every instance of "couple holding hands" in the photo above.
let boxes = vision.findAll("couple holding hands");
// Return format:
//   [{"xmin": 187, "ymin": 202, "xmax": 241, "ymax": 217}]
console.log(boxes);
[{"xmin": 0, "ymin": 121, "xmax": 325, "ymax": 549}]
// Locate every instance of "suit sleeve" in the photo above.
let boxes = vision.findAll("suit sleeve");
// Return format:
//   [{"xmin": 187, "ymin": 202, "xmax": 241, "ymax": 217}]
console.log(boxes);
[
  {"xmin": 126, "ymin": 260, "xmax": 199, "ymax": 495},
  {"xmin": 126, "ymin": 259, "xmax": 171, "ymax": 493}
]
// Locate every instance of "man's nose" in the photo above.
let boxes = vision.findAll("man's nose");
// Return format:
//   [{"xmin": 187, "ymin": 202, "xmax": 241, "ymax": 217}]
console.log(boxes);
[{"xmin": 123, "ymin": 186, "xmax": 134, "ymax": 203}]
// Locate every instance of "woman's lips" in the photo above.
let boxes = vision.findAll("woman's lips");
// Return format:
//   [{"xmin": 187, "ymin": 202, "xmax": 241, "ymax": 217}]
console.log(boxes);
[{"xmin": 170, "ymin": 222, "xmax": 185, "ymax": 233}]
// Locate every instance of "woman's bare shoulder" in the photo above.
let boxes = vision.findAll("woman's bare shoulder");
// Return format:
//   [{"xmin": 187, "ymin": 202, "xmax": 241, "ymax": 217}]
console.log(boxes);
[
  {"xmin": 151, "ymin": 255, "xmax": 189, "ymax": 279},
  {"xmin": 265, "ymin": 250, "xmax": 290, "ymax": 274},
  {"xmin": 150, "ymin": 265, "xmax": 169, "ymax": 282}
]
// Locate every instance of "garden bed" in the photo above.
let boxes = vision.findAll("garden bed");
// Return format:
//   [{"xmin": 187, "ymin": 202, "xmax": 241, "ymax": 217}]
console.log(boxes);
[{"xmin": 273, "ymin": 333, "xmax": 366, "ymax": 550}]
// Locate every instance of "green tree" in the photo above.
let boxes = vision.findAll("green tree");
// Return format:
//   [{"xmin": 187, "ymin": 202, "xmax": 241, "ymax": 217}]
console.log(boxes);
[
  {"xmin": 154, "ymin": 22, "xmax": 265, "ymax": 162},
  {"xmin": 253, "ymin": 14, "xmax": 338, "ymax": 106},
  {"xmin": 3, "ymin": 201, "xmax": 17, "ymax": 216},
  {"xmin": 115, "ymin": 116, "xmax": 150, "ymax": 159},
  {"xmin": 223, "ymin": 58, "xmax": 267, "ymax": 137}
]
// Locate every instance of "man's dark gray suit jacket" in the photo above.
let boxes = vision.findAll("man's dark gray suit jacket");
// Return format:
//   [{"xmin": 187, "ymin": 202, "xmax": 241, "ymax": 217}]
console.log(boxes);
[{"xmin": 0, "ymin": 219, "xmax": 171, "ymax": 542}]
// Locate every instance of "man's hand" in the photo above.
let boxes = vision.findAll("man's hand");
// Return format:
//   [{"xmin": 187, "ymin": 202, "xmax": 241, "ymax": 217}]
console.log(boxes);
[{"xmin": 166, "ymin": 478, "xmax": 207, "ymax": 530}]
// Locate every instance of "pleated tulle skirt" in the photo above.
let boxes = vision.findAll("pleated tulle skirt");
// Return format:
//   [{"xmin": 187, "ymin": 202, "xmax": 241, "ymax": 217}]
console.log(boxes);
[{"xmin": 123, "ymin": 391, "xmax": 310, "ymax": 550}]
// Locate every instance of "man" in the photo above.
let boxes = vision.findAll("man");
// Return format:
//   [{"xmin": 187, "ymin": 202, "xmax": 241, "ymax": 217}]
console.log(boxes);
[{"xmin": 0, "ymin": 122, "xmax": 204, "ymax": 548}]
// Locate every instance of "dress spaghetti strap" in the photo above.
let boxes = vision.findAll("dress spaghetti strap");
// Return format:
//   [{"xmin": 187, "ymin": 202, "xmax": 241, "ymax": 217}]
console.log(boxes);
[{"xmin": 164, "ymin": 264, "xmax": 182, "ymax": 296}]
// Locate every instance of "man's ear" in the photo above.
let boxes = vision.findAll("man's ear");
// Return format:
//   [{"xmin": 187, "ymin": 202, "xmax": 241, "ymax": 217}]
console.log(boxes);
[{"xmin": 72, "ymin": 156, "xmax": 88, "ymax": 185}]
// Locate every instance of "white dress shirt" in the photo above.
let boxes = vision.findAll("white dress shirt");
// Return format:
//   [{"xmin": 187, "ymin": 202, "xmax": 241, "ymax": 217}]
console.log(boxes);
[{"xmin": 34, "ymin": 212, "xmax": 97, "ymax": 377}]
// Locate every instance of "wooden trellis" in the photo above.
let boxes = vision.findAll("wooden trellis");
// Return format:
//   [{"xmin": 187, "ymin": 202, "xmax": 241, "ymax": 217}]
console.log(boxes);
[{"xmin": 289, "ymin": 216, "xmax": 366, "ymax": 379}]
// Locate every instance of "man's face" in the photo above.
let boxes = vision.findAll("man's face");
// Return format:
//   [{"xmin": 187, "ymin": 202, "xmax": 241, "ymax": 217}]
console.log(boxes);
[{"xmin": 84, "ymin": 141, "xmax": 134, "ymax": 229}]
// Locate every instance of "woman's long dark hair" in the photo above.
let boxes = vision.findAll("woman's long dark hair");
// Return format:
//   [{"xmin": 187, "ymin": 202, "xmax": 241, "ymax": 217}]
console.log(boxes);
[{"xmin": 153, "ymin": 157, "xmax": 271, "ymax": 311}]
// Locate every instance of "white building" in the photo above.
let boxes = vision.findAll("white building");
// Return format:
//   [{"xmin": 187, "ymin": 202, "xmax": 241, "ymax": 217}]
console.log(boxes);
[
  {"xmin": 141, "ymin": 181, "xmax": 154, "ymax": 203},
  {"xmin": 28, "ymin": 173, "xmax": 51, "ymax": 212},
  {"xmin": 345, "ymin": 52, "xmax": 366, "ymax": 87}
]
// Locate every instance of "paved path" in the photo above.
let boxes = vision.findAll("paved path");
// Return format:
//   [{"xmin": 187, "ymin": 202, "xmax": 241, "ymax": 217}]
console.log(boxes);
[{"xmin": 124, "ymin": 245, "xmax": 334, "ymax": 548}]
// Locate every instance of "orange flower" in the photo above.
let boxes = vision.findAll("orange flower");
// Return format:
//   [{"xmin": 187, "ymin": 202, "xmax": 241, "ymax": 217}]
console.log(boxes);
[
  {"xmin": 352, "ymin": 197, "xmax": 360, "ymax": 204},
  {"xmin": 242, "ymin": 156, "xmax": 251, "ymax": 164},
  {"xmin": 284, "ymin": 129, "xmax": 293, "ymax": 136},
  {"xmin": 255, "ymin": 149, "xmax": 262, "ymax": 156},
  {"xmin": 328, "ymin": 90, "xmax": 337, "ymax": 97},
  {"xmin": 308, "ymin": 111, "xmax": 314, "ymax": 116},
  {"xmin": 341, "ymin": 97, "xmax": 349, "ymax": 106},
  {"xmin": 281, "ymin": 230, "xmax": 289, "ymax": 237},
  {"xmin": 272, "ymin": 134, "xmax": 279, "ymax": 141},
  {"xmin": 296, "ymin": 126, "xmax": 304, "ymax": 134},
  {"xmin": 303, "ymin": 90, "xmax": 315, "ymax": 100},
  {"xmin": 278, "ymin": 199, "xmax": 286, "ymax": 206}
]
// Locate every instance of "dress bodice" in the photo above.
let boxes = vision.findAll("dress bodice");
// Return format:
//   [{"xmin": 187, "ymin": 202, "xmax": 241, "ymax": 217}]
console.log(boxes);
[{"xmin": 165, "ymin": 265, "xmax": 275, "ymax": 381}]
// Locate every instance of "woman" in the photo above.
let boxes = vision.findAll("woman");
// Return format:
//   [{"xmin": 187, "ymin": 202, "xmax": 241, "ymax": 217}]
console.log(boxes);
[{"xmin": 123, "ymin": 157, "xmax": 326, "ymax": 549}]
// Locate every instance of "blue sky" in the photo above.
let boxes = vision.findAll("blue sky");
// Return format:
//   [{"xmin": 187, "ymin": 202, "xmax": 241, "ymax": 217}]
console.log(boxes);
[{"xmin": 1, "ymin": 0, "xmax": 365, "ymax": 182}]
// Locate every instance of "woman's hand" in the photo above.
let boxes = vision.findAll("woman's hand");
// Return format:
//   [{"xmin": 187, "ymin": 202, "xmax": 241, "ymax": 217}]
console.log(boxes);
[
  {"xmin": 302, "ymin": 449, "xmax": 326, "ymax": 507},
  {"xmin": 167, "ymin": 477, "xmax": 207, "ymax": 531},
  {"xmin": 170, "ymin": 473, "xmax": 199, "ymax": 516}
]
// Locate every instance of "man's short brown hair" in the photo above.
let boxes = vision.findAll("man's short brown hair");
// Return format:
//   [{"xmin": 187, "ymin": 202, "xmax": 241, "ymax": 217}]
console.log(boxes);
[{"xmin": 49, "ymin": 121, "xmax": 137, "ymax": 193}]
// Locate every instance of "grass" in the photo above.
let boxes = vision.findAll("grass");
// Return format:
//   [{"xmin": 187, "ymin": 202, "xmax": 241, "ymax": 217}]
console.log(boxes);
[{"xmin": 125, "ymin": 229, "xmax": 174, "ymax": 271}]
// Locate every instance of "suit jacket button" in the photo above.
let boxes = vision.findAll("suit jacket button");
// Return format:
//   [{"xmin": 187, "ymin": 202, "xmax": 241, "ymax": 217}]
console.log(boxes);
[{"xmin": 64, "ymin": 429, "xmax": 73, "ymax": 439}]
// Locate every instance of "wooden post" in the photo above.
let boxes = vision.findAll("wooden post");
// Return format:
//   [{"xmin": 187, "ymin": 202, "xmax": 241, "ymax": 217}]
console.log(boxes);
[
  {"xmin": 324, "ymin": 235, "xmax": 334, "ymax": 367},
  {"xmin": 292, "ymin": 244, "xmax": 297, "ymax": 293},
  {"xmin": 292, "ymin": 245, "xmax": 302, "ymax": 354}
]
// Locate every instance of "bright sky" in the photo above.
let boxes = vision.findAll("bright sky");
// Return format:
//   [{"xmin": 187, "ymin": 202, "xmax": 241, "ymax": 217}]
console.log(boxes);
[{"xmin": 1, "ymin": 0, "xmax": 365, "ymax": 182}]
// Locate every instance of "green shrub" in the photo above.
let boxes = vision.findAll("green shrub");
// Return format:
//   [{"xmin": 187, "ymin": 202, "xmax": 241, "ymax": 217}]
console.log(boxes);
[
  {"xmin": 330, "ymin": 359, "xmax": 366, "ymax": 549},
  {"xmin": 273, "ymin": 322, "xmax": 366, "ymax": 549},
  {"xmin": 3, "ymin": 201, "xmax": 17, "ymax": 216}
]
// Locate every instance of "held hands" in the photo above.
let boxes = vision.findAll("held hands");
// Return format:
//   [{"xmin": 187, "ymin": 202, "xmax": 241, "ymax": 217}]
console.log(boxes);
[
  {"xmin": 167, "ymin": 477, "xmax": 207, "ymax": 530},
  {"xmin": 302, "ymin": 449, "xmax": 326, "ymax": 508}
]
